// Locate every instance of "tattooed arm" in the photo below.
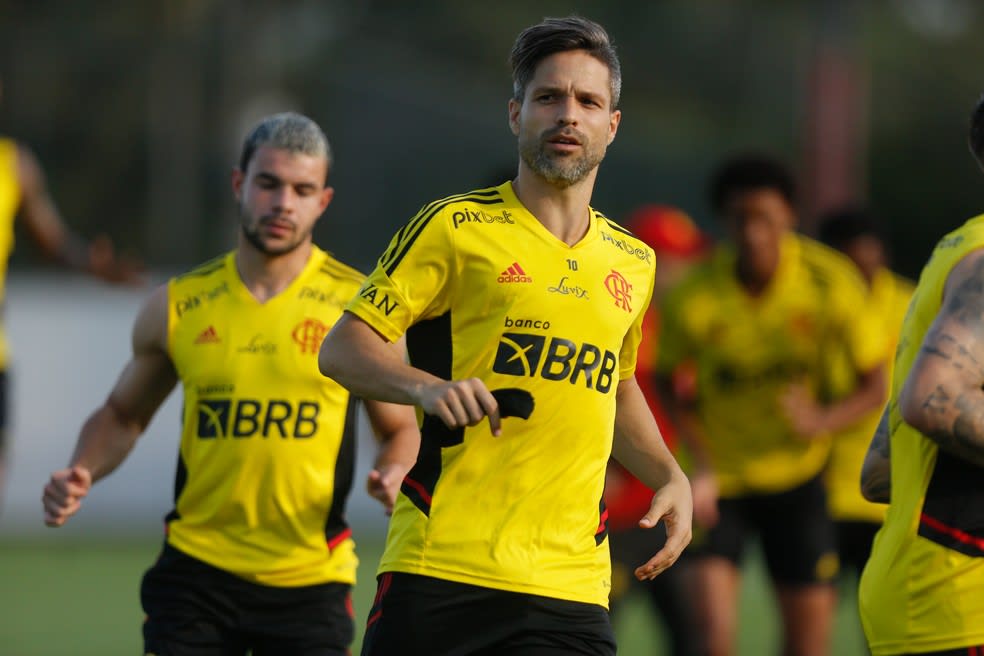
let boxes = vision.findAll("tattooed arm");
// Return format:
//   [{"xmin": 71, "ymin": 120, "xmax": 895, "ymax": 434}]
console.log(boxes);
[
  {"xmin": 861, "ymin": 407, "xmax": 891, "ymax": 503},
  {"xmin": 899, "ymin": 249, "xmax": 984, "ymax": 468}
]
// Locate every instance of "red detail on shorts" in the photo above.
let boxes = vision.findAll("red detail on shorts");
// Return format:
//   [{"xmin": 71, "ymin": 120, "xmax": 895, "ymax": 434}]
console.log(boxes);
[
  {"xmin": 402, "ymin": 476, "xmax": 432, "ymax": 505},
  {"xmin": 596, "ymin": 508, "xmax": 610, "ymax": 535},
  {"xmin": 326, "ymin": 527, "xmax": 352, "ymax": 551},
  {"xmin": 920, "ymin": 513, "xmax": 984, "ymax": 552},
  {"xmin": 345, "ymin": 592, "xmax": 354, "ymax": 619},
  {"xmin": 367, "ymin": 573, "xmax": 393, "ymax": 629}
]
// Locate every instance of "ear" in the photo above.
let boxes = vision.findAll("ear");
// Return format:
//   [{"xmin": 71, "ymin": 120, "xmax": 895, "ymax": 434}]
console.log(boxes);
[
  {"xmin": 231, "ymin": 168, "xmax": 244, "ymax": 201},
  {"xmin": 607, "ymin": 109, "xmax": 622, "ymax": 145},
  {"xmin": 508, "ymin": 98, "xmax": 521, "ymax": 137},
  {"xmin": 319, "ymin": 186, "xmax": 335, "ymax": 214}
]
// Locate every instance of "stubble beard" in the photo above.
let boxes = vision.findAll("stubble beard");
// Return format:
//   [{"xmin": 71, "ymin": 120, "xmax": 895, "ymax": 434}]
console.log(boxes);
[
  {"xmin": 240, "ymin": 206, "xmax": 307, "ymax": 257},
  {"xmin": 519, "ymin": 133, "xmax": 605, "ymax": 189}
]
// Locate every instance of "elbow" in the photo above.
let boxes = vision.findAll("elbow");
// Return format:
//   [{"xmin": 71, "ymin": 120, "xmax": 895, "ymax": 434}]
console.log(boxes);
[{"xmin": 317, "ymin": 334, "xmax": 340, "ymax": 380}]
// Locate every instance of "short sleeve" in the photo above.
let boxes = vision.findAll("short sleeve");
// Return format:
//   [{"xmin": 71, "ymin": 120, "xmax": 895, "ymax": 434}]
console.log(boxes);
[
  {"xmin": 618, "ymin": 266, "xmax": 656, "ymax": 380},
  {"xmin": 345, "ymin": 208, "xmax": 455, "ymax": 342},
  {"xmin": 830, "ymin": 271, "xmax": 887, "ymax": 374}
]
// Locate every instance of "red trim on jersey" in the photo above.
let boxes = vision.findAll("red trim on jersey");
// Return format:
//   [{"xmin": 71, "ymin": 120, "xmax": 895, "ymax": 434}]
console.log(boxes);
[
  {"xmin": 326, "ymin": 527, "xmax": 352, "ymax": 551},
  {"xmin": 595, "ymin": 508, "xmax": 610, "ymax": 535},
  {"xmin": 402, "ymin": 476, "xmax": 433, "ymax": 505},
  {"xmin": 920, "ymin": 513, "xmax": 984, "ymax": 552}
]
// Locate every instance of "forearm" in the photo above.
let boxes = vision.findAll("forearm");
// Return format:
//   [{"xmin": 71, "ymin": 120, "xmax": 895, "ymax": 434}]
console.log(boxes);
[
  {"xmin": 820, "ymin": 367, "xmax": 888, "ymax": 434},
  {"xmin": 320, "ymin": 314, "xmax": 442, "ymax": 405},
  {"xmin": 612, "ymin": 379, "xmax": 687, "ymax": 491},
  {"xmin": 69, "ymin": 403, "xmax": 143, "ymax": 482},
  {"xmin": 860, "ymin": 407, "xmax": 892, "ymax": 503}
]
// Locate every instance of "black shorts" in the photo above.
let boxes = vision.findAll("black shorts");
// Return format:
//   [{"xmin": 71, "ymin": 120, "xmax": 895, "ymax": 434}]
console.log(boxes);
[
  {"xmin": 896, "ymin": 648, "xmax": 984, "ymax": 656},
  {"xmin": 361, "ymin": 572, "xmax": 616, "ymax": 656},
  {"xmin": 141, "ymin": 543, "xmax": 354, "ymax": 656},
  {"xmin": 693, "ymin": 475, "xmax": 838, "ymax": 585},
  {"xmin": 835, "ymin": 519, "xmax": 879, "ymax": 577}
]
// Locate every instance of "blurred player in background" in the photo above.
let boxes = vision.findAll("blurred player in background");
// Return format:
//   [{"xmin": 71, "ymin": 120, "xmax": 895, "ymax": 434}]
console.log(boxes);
[
  {"xmin": 605, "ymin": 204, "xmax": 708, "ymax": 656},
  {"xmin": 816, "ymin": 207, "xmax": 913, "ymax": 582},
  {"xmin": 0, "ymin": 76, "xmax": 141, "ymax": 506},
  {"xmin": 658, "ymin": 154, "xmax": 887, "ymax": 656},
  {"xmin": 320, "ymin": 16, "xmax": 692, "ymax": 656},
  {"xmin": 42, "ymin": 112, "xmax": 419, "ymax": 655},
  {"xmin": 859, "ymin": 93, "xmax": 984, "ymax": 656}
]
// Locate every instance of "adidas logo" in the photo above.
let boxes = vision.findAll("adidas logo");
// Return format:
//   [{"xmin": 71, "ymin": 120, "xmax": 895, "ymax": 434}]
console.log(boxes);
[
  {"xmin": 194, "ymin": 326, "xmax": 220, "ymax": 344},
  {"xmin": 497, "ymin": 261, "xmax": 532, "ymax": 284}
]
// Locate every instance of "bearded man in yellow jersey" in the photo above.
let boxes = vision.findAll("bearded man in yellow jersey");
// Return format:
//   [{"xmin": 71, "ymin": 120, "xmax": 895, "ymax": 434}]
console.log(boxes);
[
  {"xmin": 0, "ymin": 78, "xmax": 140, "ymax": 505},
  {"xmin": 858, "ymin": 94, "xmax": 984, "ymax": 656},
  {"xmin": 658, "ymin": 154, "xmax": 888, "ymax": 656},
  {"xmin": 816, "ymin": 209, "xmax": 913, "ymax": 578},
  {"xmin": 41, "ymin": 113, "xmax": 420, "ymax": 656},
  {"xmin": 319, "ymin": 16, "xmax": 693, "ymax": 656}
]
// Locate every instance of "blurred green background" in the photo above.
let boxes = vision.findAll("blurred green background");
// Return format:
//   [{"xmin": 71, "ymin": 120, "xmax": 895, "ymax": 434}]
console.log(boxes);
[{"xmin": 0, "ymin": 537, "xmax": 867, "ymax": 656}]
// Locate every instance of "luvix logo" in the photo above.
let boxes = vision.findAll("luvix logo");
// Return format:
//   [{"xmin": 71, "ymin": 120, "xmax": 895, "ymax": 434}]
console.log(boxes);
[
  {"xmin": 492, "ymin": 332, "xmax": 617, "ymax": 393},
  {"xmin": 604, "ymin": 270, "xmax": 632, "ymax": 312},
  {"xmin": 498, "ymin": 262, "xmax": 532, "ymax": 284}
]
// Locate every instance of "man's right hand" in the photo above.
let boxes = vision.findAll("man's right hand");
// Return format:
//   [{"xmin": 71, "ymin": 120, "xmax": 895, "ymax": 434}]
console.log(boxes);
[
  {"xmin": 416, "ymin": 378, "xmax": 502, "ymax": 436},
  {"xmin": 43, "ymin": 465, "xmax": 92, "ymax": 527}
]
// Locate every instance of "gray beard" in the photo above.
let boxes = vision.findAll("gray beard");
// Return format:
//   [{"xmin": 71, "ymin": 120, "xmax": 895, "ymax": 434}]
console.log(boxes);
[{"xmin": 519, "ymin": 141, "xmax": 601, "ymax": 189}]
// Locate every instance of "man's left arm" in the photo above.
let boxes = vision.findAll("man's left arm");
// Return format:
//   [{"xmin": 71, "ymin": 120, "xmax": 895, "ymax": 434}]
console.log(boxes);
[
  {"xmin": 860, "ymin": 406, "xmax": 891, "ymax": 504},
  {"xmin": 363, "ymin": 398, "xmax": 420, "ymax": 514},
  {"xmin": 611, "ymin": 376, "xmax": 693, "ymax": 581}
]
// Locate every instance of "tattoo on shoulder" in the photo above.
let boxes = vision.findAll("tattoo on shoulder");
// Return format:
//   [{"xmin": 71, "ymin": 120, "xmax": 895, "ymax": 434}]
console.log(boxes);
[
  {"xmin": 872, "ymin": 410, "xmax": 890, "ymax": 458},
  {"xmin": 947, "ymin": 256, "xmax": 984, "ymax": 331}
]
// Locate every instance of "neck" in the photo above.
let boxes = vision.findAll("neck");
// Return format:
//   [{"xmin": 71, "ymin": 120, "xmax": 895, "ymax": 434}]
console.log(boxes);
[
  {"xmin": 235, "ymin": 236, "xmax": 313, "ymax": 303},
  {"xmin": 735, "ymin": 257, "xmax": 773, "ymax": 298},
  {"xmin": 512, "ymin": 165, "xmax": 597, "ymax": 246}
]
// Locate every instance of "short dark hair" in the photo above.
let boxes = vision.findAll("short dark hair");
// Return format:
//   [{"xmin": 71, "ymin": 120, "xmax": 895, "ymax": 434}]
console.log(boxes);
[
  {"xmin": 510, "ymin": 16, "xmax": 622, "ymax": 109},
  {"xmin": 709, "ymin": 153, "xmax": 796, "ymax": 213},
  {"xmin": 817, "ymin": 206, "xmax": 884, "ymax": 250},
  {"xmin": 970, "ymin": 92, "xmax": 984, "ymax": 168}
]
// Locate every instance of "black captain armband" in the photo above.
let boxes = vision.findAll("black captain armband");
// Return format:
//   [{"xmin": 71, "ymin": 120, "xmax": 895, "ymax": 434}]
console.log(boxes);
[{"xmin": 490, "ymin": 388, "xmax": 535, "ymax": 420}]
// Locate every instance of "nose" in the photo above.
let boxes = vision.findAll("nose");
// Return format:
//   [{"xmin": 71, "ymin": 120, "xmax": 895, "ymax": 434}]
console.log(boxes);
[
  {"xmin": 271, "ymin": 185, "xmax": 295, "ymax": 214},
  {"xmin": 556, "ymin": 94, "xmax": 579, "ymax": 126}
]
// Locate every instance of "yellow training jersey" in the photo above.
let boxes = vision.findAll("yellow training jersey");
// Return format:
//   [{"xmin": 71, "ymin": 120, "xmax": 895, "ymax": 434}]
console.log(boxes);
[
  {"xmin": 0, "ymin": 139, "xmax": 21, "ymax": 369},
  {"xmin": 860, "ymin": 215, "xmax": 984, "ymax": 654},
  {"xmin": 346, "ymin": 181, "xmax": 654, "ymax": 607},
  {"xmin": 659, "ymin": 234, "xmax": 884, "ymax": 497},
  {"xmin": 825, "ymin": 268, "xmax": 914, "ymax": 523},
  {"xmin": 165, "ymin": 247, "xmax": 364, "ymax": 587}
]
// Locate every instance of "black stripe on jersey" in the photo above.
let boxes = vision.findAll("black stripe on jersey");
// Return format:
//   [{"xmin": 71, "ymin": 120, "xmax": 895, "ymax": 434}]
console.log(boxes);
[
  {"xmin": 381, "ymin": 190, "xmax": 502, "ymax": 277},
  {"xmin": 325, "ymin": 395, "xmax": 359, "ymax": 547},
  {"xmin": 600, "ymin": 216, "xmax": 637, "ymax": 239},
  {"xmin": 918, "ymin": 450, "xmax": 984, "ymax": 558},
  {"xmin": 594, "ymin": 496, "xmax": 609, "ymax": 546},
  {"xmin": 174, "ymin": 254, "xmax": 226, "ymax": 281},
  {"xmin": 164, "ymin": 446, "xmax": 189, "ymax": 526},
  {"xmin": 400, "ymin": 312, "xmax": 459, "ymax": 516}
]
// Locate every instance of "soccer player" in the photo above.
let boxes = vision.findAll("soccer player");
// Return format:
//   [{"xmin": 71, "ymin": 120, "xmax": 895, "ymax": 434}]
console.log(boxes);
[
  {"xmin": 817, "ymin": 208, "xmax": 913, "ymax": 580},
  {"xmin": 605, "ymin": 205, "xmax": 708, "ymax": 656},
  {"xmin": 0, "ymin": 76, "xmax": 140, "ymax": 504},
  {"xmin": 858, "ymin": 94, "xmax": 984, "ymax": 655},
  {"xmin": 318, "ymin": 16, "xmax": 693, "ymax": 656},
  {"xmin": 41, "ymin": 112, "xmax": 420, "ymax": 655},
  {"xmin": 658, "ymin": 154, "xmax": 887, "ymax": 656}
]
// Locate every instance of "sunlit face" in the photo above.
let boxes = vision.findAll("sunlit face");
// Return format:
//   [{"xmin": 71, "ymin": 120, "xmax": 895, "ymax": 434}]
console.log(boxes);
[
  {"xmin": 509, "ymin": 50, "xmax": 621, "ymax": 188},
  {"xmin": 722, "ymin": 187, "xmax": 795, "ymax": 283},
  {"xmin": 232, "ymin": 145, "xmax": 333, "ymax": 256}
]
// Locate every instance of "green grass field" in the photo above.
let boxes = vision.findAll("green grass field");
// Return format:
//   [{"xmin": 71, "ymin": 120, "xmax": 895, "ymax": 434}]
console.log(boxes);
[{"xmin": 0, "ymin": 537, "xmax": 866, "ymax": 655}]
